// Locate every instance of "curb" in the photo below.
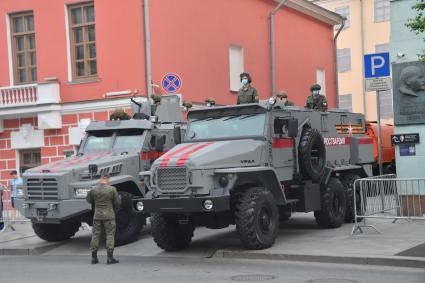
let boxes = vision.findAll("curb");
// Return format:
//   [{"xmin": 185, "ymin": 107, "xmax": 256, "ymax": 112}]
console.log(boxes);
[
  {"xmin": 214, "ymin": 250, "xmax": 425, "ymax": 269},
  {"xmin": 0, "ymin": 242, "xmax": 65, "ymax": 256}
]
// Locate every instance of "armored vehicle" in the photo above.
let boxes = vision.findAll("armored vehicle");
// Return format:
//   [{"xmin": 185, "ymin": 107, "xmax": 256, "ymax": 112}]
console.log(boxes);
[
  {"xmin": 136, "ymin": 98, "xmax": 375, "ymax": 250},
  {"xmin": 15, "ymin": 95, "xmax": 185, "ymax": 245}
]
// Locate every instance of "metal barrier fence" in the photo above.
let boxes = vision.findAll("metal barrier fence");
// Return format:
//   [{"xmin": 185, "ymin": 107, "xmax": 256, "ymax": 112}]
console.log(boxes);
[
  {"xmin": 352, "ymin": 174, "xmax": 425, "ymax": 234},
  {"xmin": 0, "ymin": 184, "xmax": 30, "ymax": 233}
]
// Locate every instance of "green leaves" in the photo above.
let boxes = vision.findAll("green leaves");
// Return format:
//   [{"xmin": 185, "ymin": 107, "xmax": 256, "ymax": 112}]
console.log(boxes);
[{"xmin": 406, "ymin": 0, "xmax": 425, "ymax": 61}]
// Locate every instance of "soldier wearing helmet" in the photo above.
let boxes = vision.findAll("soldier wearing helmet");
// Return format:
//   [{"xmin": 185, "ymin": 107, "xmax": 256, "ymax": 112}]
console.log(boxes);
[
  {"xmin": 237, "ymin": 72, "xmax": 259, "ymax": 104},
  {"xmin": 205, "ymin": 98, "xmax": 216, "ymax": 107},
  {"xmin": 276, "ymin": 91, "xmax": 294, "ymax": 106},
  {"xmin": 305, "ymin": 84, "xmax": 328, "ymax": 111}
]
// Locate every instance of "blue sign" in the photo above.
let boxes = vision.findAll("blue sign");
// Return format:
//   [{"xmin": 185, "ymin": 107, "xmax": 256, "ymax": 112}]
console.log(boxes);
[
  {"xmin": 364, "ymin": 53, "xmax": 390, "ymax": 78},
  {"xmin": 399, "ymin": 144, "xmax": 416, "ymax": 156},
  {"xmin": 161, "ymin": 73, "xmax": 182, "ymax": 93}
]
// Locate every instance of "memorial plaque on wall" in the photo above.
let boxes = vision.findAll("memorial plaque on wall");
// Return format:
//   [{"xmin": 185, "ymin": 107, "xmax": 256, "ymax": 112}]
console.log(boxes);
[{"xmin": 393, "ymin": 61, "xmax": 425, "ymax": 125}]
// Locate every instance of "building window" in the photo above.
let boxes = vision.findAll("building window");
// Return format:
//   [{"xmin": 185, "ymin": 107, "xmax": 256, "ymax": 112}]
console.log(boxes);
[
  {"xmin": 68, "ymin": 2, "xmax": 97, "ymax": 80},
  {"xmin": 374, "ymin": 0, "xmax": 390, "ymax": 23},
  {"xmin": 229, "ymin": 45, "xmax": 244, "ymax": 92},
  {"xmin": 335, "ymin": 6, "xmax": 350, "ymax": 29},
  {"xmin": 337, "ymin": 48, "xmax": 351, "ymax": 73},
  {"xmin": 375, "ymin": 43, "xmax": 389, "ymax": 53},
  {"xmin": 379, "ymin": 90, "xmax": 393, "ymax": 119},
  {"xmin": 10, "ymin": 11, "xmax": 37, "ymax": 84},
  {"xmin": 316, "ymin": 69, "xmax": 326, "ymax": 96},
  {"xmin": 339, "ymin": 94, "xmax": 352, "ymax": 112},
  {"xmin": 19, "ymin": 149, "xmax": 41, "ymax": 173}
]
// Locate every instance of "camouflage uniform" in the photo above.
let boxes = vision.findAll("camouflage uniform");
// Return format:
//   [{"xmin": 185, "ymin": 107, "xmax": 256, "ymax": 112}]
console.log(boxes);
[
  {"xmin": 237, "ymin": 86, "xmax": 259, "ymax": 104},
  {"xmin": 86, "ymin": 184, "xmax": 121, "ymax": 252},
  {"xmin": 305, "ymin": 95, "xmax": 328, "ymax": 111}
]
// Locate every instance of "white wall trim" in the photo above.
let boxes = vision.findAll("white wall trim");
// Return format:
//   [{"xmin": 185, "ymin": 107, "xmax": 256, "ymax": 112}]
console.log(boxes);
[
  {"xmin": 6, "ymin": 14, "xmax": 14, "ymax": 86},
  {"xmin": 61, "ymin": 97, "xmax": 147, "ymax": 114},
  {"xmin": 64, "ymin": 4, "xmax": 72, "ymax": 82}
]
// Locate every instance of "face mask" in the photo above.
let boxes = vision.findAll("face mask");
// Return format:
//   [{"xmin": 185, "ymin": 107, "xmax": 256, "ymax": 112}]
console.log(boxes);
[
  {"xmin": 241, "ymin": 79, "xmax": 248, "ymax": 85},
  {"xmin": 282, "ymin": 98, "xmax": 287, "ymax": 103},
  {"xmin": 313, "ymin": 90, "xmax": 320, "ymax": 96}
]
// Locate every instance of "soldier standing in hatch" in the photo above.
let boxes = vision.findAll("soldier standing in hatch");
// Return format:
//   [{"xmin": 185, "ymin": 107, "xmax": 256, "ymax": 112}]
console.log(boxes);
[
  {"xmin": 276, "ymin": 91, "xmax": 294, "ymax": 106},
  {"xmin": 237, "ymin": 72, "xmax": 259, "ymax": 104},
  {"xmin": 87, "ymin": 174, "xmax": 121, "ymax": 264},
  {"xmin": 305, "ymin": 84, "xmax": 328, "ymax": 111}
]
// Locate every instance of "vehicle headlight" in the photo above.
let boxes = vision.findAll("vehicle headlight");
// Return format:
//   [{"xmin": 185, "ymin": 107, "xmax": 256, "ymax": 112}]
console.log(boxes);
[
  {"xmin": 75, "ymin": 188, "xmax": 91, "ymax": 197},
  {"xmin": 136, "ymin": 201, "xmax": 144, "ymax": 211},
  {"xmin": 268, "ymin": 97, "xmax": 277, "ymax": 105},
  {"xmin": 203, "ymin": 200, "xmax": 214, "ymax": 211}
]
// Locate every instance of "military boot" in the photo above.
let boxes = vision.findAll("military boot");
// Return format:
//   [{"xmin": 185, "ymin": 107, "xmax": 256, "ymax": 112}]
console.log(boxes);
[
  {"xmin": 107, "ymin": 250, "xmax": 119, "ymax": 264},
  {"xmin": 91, "ymin": 251, "xmax": 98, "ymax": 264}
]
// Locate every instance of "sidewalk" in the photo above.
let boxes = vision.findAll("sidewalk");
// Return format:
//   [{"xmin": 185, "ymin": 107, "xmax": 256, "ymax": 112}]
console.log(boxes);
[{"xmin": 1, "ymin": 213, "xmax": 424, "ymax": 268}]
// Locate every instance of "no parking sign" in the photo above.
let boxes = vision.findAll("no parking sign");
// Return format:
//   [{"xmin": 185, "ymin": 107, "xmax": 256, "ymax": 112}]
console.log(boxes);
[{"xmin": 161, "ymin": 73, "xmax": 182, "ymax": 93}]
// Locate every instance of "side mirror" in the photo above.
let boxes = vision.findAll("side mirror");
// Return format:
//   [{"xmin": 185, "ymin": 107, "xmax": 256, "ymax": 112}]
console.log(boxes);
[
  {"xmin": 173, "ymin": 126, "xmax": 182, "ymax": 145},
  {"xmin": 287, "ymin": 119, "xmax": 298, "ymax": 138},
  {"xmin": 155, "ymin": 135, "xmax": 166, "ymax": 152}
]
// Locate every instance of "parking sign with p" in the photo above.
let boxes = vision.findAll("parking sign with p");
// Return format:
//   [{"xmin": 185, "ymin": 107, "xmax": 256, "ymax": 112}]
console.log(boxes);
[{"xmin": 364, "ymin": 52, "xmax": 390, "ymax": 78}]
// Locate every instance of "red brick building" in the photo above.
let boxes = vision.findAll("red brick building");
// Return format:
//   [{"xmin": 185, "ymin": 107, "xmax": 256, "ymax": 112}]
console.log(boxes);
[{"xmin": 0, "ymin": 0, "xmax": 341, "ymax": 185}]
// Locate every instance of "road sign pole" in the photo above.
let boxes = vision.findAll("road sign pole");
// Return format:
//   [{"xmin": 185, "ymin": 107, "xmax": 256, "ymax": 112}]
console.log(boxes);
[{"xmin": 376, "ymin": 90, "xmax": 383, "ymax": 175}]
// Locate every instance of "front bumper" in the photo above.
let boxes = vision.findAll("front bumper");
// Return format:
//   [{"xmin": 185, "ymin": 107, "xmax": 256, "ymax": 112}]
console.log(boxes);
[
  {"xmin": 15, "ymin": 198, "xmax": 91, "ymax": 224},
  {"xmin": 134, "ymin": 195, "xmax": 230, "ymax": 213}
]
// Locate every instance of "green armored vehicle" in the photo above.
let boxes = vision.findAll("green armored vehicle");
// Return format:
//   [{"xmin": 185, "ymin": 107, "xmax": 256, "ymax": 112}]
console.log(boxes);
[
  {"xmin": 15, "ymin": 95, "xmax": 185, "ymax": 245},
  {"xmin": 136, "ymin": 98, "xmax": 375, "ymax": 250}
]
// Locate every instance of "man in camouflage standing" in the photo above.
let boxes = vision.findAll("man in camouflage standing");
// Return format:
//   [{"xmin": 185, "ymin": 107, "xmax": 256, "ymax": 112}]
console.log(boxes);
[
  {"xmin": 305, "ymin": 84, "xmax": 328, "ymax": 111},
  {"xmin": 276, "ymin": 91, "xmax": 294, "ymax": 106},
  {"xmin": 87, "ymin": 173, "xmax": 121, "ymax": 264},
  {"xmin": 237, "ymin": 72, "xmax": 259, "ymax": 104}
]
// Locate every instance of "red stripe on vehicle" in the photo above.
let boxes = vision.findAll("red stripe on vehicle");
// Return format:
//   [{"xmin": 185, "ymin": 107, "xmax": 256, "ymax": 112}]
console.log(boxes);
[
  {"xmin": 357, "ymin": 138, "xmax": 374, "ymax": 144},
  {"xmin": 175, "ymin": 142, "xmax": 214, "ymax": 166},
  {"xmin": 272, "ymin": 138, "xmax": 293, "ymax": 148},
  {"xmin": 159, "ymin": 143, "xmax": 196, "ymax": 167},
  {"xmin": 141, "ymin": 150, "xmax": 168, "ymax": 160}
]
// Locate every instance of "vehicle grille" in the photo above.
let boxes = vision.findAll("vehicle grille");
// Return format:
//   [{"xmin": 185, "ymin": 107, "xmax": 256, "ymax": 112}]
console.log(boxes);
[
  {"xmin": 157, "ymin": 167, "xmax": 187, "ymax": 192},
  {"xmin": 26, "ymin": 178, "xmax": 59, "ymax": 200}
]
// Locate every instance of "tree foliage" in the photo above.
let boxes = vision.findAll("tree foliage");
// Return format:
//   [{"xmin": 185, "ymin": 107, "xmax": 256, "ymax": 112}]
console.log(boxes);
[{"xmin": 406, "ymin": 0, "xmax": 425, "ymax": 61}]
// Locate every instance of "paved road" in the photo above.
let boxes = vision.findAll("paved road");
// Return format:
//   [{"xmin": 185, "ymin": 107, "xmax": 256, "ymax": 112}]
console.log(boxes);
[{"xmin": 0, "ymin": 255, "xmax": 424, "ymax": 283}]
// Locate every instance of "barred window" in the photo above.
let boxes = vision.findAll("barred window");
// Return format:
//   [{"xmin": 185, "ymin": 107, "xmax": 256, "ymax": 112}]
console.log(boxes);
[
  {"xmin": 339, "ymin": 94, "xmax": 352, "ymax": 112},
  {"xmin": 337, "ymin": 48, "xmax": 351, "ymax": 73},
  {"xmin": 10, "ymin": 11, "xmax": 37, "ymax": 84},
  {"xmin": 68, "ymin": 2, "xmax": 97, "ymax": 79},
  {"xmin": 335, "ymin": 6, "xmax": 350, "ymax": 29},
  {"xmin": 374, "ymin": 0, "xmax": 390, "ymax": 23}
]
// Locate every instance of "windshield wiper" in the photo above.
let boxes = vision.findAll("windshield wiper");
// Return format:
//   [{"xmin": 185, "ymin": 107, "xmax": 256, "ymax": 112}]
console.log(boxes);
[
  {"xmin": 239, "ymin": 114, "xmax": 258, "ymax": 120},
  {"xmin": 222, "ymin": 116, "xmax": 238, "ymax": 121}
]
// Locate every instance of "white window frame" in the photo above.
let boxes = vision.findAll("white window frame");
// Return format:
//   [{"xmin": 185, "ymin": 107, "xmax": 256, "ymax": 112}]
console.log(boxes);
[
  {"xmin": 337, "ymin": 48, "xmax": 351, "ymax": 73},
  {"xmin": 316, "ymin": 68, "xmax": 326, "ymax": 96},
  {"xmin": 229, "ymin": 45, "xmax": 244, "ymax": 92},
  {"xmin": 374, "ymin": 0, "xmax": 390, "ymax": 23},
  {"xmin": 64, "ymin": 4, "xmax": 73, "ymax": 82},
  {"xmin": 6, "ymin": 14, "xmax": 14, "ymax": 86}
]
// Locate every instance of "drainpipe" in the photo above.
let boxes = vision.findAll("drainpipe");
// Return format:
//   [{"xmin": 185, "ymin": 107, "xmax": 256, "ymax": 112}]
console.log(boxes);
[
  {"xmin": 270, "ymin": 0, "xmax": 287, "ymax": 96},
  {"xmin": 143, "ymin": 0, "xmax": 153, "ymax": 101},
  {"xmin": 334, "ymin": 17, "xmax": 346, "ymax": 108},
  {"xmin": 360, "ymin": 0, "xmax": 366, "ymax": 115}
]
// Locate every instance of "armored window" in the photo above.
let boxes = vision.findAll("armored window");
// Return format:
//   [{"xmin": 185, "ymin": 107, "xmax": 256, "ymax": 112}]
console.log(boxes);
[
  {"xmin": 10, "ymin": 11, "xmax": 37, "ymax": 84},
  {"xmin": 379, "ymin": 90, "xmax": 393, "ymax": 119},
  {"xmin": 375, "ymin": 43, "xmax": 389, "ymax": 53},
  {"xmin": 68, "ymin": 2, "xmax": 97, "ymax": 80},
  {"xmin": 337, "ymin": 48, "xmax": 351, "ymax": 73},
  {"xmin": 374, "ymin": 0, "xmax": 390, "ymax": 23},
  {"xmin": 335, "ymin": 6, "xmax": 350, "ymax": 29},
  {"xmin": 339, "ymin": 94, "xmax": 352, "ymax": 112},
  {"xmin": 229, "ymin": 45, "xmax": 244, "ymax": 92}
]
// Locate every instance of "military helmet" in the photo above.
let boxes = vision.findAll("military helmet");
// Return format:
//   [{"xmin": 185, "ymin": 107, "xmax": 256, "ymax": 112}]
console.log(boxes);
[
  {"xmin": 205, "ymin": 97, "xmax": 216, "ymax": 105},
  {"xmin": 240, "ymin": 72, "xmax": 252, "ymax": 83},
  {"xmin": 310, "ymin": 84, "xmax": 321, "ymax": 92},
  {"xmin": 110, "ymin": 108, "xmax": 131, "ymax": 121},
  {"xmin": 150, "ymin": 94, "xmax": 161, "ymax": 103},
  {"xmin": 182, "ymin": 101, "xmax": 193, "ymax": 109},
  {"xmin": 276, "ymin": 91, "xmax": 288, "ymax": 98}
]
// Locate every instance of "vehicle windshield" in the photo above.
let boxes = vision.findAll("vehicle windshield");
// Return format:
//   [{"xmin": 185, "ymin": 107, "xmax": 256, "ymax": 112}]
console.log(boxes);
[
  {"xmin": 83, "ymin": 131, "xmax": 114, "ymax": 153},
  {"xmin": 113, "ymin": 129, "xmax": 144, "ymax": 151},
  {"xmin": 187, "ymin": 113, "xmax": 266, "ymax": 140}
]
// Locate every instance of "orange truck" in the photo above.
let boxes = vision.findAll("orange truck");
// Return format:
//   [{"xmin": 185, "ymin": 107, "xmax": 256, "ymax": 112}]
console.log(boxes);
[{"xmin": 365, "ymin": 121, "xmax": 396, "ymax": 174}]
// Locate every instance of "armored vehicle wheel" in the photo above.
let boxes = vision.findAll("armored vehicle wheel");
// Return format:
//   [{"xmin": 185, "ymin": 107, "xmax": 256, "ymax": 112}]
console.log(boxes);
[
  {"xmin": 298, "ymin": 128, "xmax": 326, "ymax": 182},
  {"xmin": 341, "ymin": 174, "xmax": 361, "ymax": 223},
  {"xmin": 314, "ymin": 177, "xmax": 346, "ymax": 228},
  {"xmin": 235, "ymin": 188, "xmax": 279, "ymax": 250},
  {"xmin": 115, "ymin": 192, "xmax": 146, "ymax": 246},
  {"xmin": 32, "ymin": 218, "xmax": 81, "ymax": 242},
  {"xmin": 150, "ymin": 213, "xmax": 195, "ymax": 251}
]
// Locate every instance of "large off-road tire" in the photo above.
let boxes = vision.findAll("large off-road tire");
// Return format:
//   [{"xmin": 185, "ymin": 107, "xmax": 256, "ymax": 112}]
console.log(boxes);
[
  {"xmin": 235, "ymin": 187, "xmax": 279, "ymax": 250},
  {"xmin": 341, "ymin": 174, "xmax": 361, "ymax": 223},
  {"xmin": 150, "ymin": 213, "xmax": 195, "ymax": 251},
  {"xmin": 314, "ymin": 177, "xmax": 346, "ymax": 228},
  {"xmin": 298, "ymin": 128, "xmax": 326, "ymax": 182},
  {"xmin": 32, "ymin": 218, "xmax": 81, "ymax": 242},
  {"xmin": 115, "ymin": 191, "xmax": 146, "ymax": 246}
]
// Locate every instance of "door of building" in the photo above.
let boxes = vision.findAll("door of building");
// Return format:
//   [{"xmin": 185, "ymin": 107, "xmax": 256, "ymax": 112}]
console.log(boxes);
[{"xmin": 19, "ymin": 149, "xmax": 41, "ymax": 173}]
